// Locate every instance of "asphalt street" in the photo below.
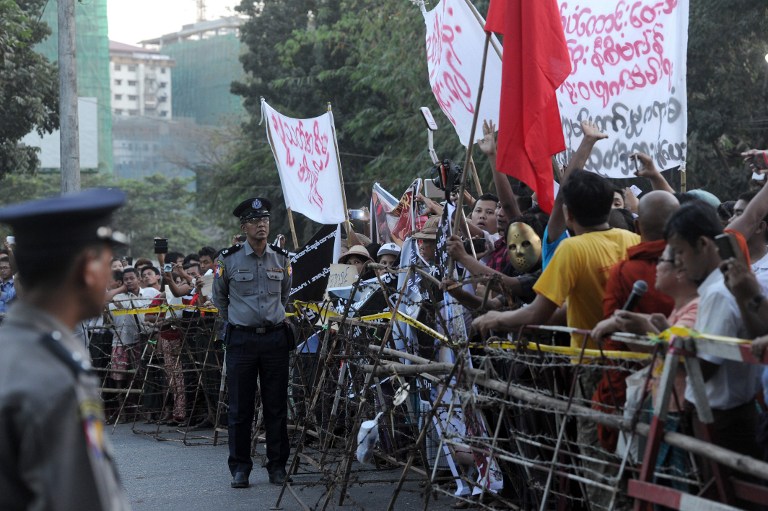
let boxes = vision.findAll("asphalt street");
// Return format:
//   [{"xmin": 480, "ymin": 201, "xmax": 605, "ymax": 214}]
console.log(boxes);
[{"xmin": 109, "ymin": 423, "xmax": 448, "ymax": 510}]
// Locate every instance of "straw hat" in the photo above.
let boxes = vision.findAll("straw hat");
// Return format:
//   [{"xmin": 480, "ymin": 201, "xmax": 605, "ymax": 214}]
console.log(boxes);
[
  {"xmin": 339, "ymin": 244, "xmax": 373, "ymax": 264},
  {"xmin": 412, "ymin": 216, "xmax": 440, "ymax": 240}
]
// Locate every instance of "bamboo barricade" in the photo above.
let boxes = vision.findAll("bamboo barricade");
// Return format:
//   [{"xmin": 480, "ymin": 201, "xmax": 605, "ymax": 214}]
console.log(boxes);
[{"xmin": 88, "ymin": 273, "xmax": 768, "ymax": 510}]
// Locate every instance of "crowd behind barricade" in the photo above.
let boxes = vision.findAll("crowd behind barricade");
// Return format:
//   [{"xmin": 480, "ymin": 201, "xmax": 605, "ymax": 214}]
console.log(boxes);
[{"xmin": 2, "ymin": 121, "xmax": 768, "ymax": 508}]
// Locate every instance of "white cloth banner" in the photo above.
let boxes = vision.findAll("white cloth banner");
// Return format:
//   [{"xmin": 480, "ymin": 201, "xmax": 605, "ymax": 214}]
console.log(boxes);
[
  {"xmin": 423, "ymin": 0, "xmax": 502, "ymax": 147},
  {"xmin": 262, "ymin": 100, "xmax": 346, "ymax": 224},
  {"xmin": 556, "ymin": 0, "xmax": 689, "ymax": 178}
]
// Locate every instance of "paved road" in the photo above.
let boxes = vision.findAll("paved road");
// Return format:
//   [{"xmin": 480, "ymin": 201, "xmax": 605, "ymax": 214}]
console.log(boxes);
[{"xmin": 109, "ymin": 423, "xmax": 449, "ymax": 510}]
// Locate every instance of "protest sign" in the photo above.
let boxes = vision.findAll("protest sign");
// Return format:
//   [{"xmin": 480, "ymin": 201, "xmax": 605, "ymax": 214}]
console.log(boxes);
[
  {"xmin": 262, "ymin": 100, "xmax": 346, "ymax": 224},
  {"xmin": 423, "ymin": 0, "xmax": 502, "ymax": 147},
  {"xmin": 556, "ymin": 0, "xmax": 689, "ymax": 177},
  {"xmin": 326, "ymin": 264, "xmax": 359, "ymax": 293},
  {"xmin": 289, "ymin": 224, "xmax": 340, "ymax": 302},
  {"xmin": 387, "ymin": 180, "xmax": 426, "ymax": 247},
  {"xmin": 370, "ymin": 183, "xmax": 399, "ymax": 245}
]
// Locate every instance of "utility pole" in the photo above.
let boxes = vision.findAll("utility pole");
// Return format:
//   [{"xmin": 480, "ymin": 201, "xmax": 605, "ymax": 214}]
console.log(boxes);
[{"xmin": 59, "ymin": 0, "xmax": 80, "ymax": 192}]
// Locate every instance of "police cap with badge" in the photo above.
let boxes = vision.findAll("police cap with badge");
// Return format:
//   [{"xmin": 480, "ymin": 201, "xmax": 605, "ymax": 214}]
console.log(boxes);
[
  {"xmin": 234, "ymin": 197, "xmax": 272, "ymax": 222},
  {"xmin": 0, "ymin": 188, "xmax": 128, "ymax": 270}
]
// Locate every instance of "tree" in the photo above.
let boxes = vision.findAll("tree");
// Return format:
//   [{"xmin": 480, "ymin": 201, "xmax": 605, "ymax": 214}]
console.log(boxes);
[
  {"xmin": 685, "ymin": 0, "xmax": 768, "ymax": 198},
  {"xmin": 231, "ymin": 0, "xmax": 474, "ymax": 244},
  {"xmin": 0, "ymin": 173, "xmax": 209, "ymax": 256},
  {"xmin": 0, "ymin": 0, "xmax": 59, "ymax": 178}
]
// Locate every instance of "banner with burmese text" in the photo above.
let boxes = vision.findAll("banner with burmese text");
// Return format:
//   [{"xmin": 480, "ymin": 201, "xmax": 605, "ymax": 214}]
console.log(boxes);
[
  {"xmin": 555, "ymin": 0, "xmax": 689, "ymax": 178},
  {"xmin": 262, "ymin": 100, "xmax": 346, "ymax": 224},
  {"xmin": 423, "ymin": 0, "xmax": 502, "ymax": 147}
]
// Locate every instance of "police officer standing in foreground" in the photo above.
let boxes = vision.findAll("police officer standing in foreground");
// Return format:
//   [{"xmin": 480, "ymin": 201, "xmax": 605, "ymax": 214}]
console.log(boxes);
[
  {"xmin": 0, "ymin": 189, "xmax": 131, "ymax": 510},
  {"xmin": 213, "ymin": 198, "xmax": 292, "ymax": 488}
]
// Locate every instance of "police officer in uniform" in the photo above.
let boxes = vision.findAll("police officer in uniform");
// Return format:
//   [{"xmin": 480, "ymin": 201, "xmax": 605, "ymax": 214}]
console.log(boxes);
[
  {"xmin": 213, "ymin": 197, "xmax": 292, "ymax": 488},
  {"xmin": 0, "ymin": 189, "xmax": 131, "ymax": 510}
]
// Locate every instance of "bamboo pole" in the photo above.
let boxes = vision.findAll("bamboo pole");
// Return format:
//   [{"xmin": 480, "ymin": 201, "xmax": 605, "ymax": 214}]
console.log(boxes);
[
  {"xmin": 364, "ymin": 346, "xmax": 768, "ymax": 481},
  {"xmin": 447, "ymin": 31, "xmax": 492, "ymax": 277},
  {"xmin": 286, "ymin": 207, "xmax": 299, "ymax": 250},
  {"xmin": 461, "ymin": 0, "xmax": 503, "ymax": 59},
  {"xmin": 327, "ymin": 103, "xmax": 354, "ymax": 239},
  {"xmin": 468, "ymin": 156, "xmax": 483, "ymax": 195}
]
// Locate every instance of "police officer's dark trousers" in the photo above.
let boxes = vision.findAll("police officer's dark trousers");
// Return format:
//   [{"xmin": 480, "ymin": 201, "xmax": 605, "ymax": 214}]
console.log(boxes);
[{"xmin": 225, "ymin": 327, "xmax": 290, "ymax": 477}]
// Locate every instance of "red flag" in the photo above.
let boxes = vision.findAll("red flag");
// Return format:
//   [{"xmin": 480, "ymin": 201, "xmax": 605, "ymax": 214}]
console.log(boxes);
[{"xmin": 485, "ymin": 0, "xmax": 571, "ymax": 214}]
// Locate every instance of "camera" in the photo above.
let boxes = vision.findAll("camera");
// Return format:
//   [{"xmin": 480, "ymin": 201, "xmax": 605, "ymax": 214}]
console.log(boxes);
[
  {"xmin": 236, "ymin": 234, "xmax": 247, "ymax": 242},
  {"xmin": 163, "ymin": 263, "xmax": 173, "ymax": 273},
  {"xmin": 463, "ymin": 238, "xmax": 487, "ymax": 255},
  {"xmin": 429, "ymin": 159, "xmax": 465, "ymax": 193},
  {"xmin": 153, "ymin": 237, "xmax": 168, "ymax": 254}
]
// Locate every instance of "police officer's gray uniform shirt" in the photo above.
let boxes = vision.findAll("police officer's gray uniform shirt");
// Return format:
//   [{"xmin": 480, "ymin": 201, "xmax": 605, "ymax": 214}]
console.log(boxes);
[
  {"xmin": 213, "ymin": 242, "xmax": 291, "ymax": 327},
  {"xmin": 0, "ymin": 302, "xmax": 130, "ymax": 511}
]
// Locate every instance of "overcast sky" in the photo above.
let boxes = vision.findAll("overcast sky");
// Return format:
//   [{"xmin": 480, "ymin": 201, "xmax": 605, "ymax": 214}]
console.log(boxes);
[{"xmin": 107, "ymin": 0, "xmax": 241, "ymax": 45}]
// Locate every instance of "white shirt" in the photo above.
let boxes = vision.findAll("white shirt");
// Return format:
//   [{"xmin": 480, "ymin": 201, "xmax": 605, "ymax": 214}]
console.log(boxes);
[
  {"xmin": 751, "ymin": 250, "xmax": 768, "ymax": 294},
  {"xmin": 685, "ymin": 269, "xmax": 762, "ymax": 410},
  {"xmin": 110, "ymin": 291, "xmax": 152, "ymax": 346}
]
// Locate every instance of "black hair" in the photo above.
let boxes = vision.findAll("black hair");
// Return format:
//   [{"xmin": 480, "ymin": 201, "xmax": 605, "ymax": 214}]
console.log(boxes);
[
  {"xmin": 664, "ymin": 200, "xmax": 723, "ymax": 245},
  {"xmin": 508, "ymin": 212, "xmax": 547, "ymax": 240},
  {"xmin": 122, "ymin": 267, "xmax": 138, "ymax": 277},
  {"xmin": 475, "ymin": 193, "xmax": 499, "ymax": 204},
  {"xmin": 561, "ymin": 171, "xmax": 613, "ymax": 227},
  {"xmin": 16, "ymin": 243, "xmax": 105, "ymax": 290},
  {"xmin": 142, "ymin": 266, "xmax": 160, "ymax": 276},
  {"xmin": 166, "ymin": 251, "xmax": 184, "ymax": 265},
  {"xmin": 183, "ymin": 262, "xmax": 201, "ymax": 271},
  {"xmin": 608, "ymin": 208, "xmax": 637, "ymax": 233},
  {"xmin": 198, "ymin": 246, "xmax": 217, "ymax": 259},
  {"xmin": 717, "ymin": 200, "xmax": 736, "ymax": 223},
  {"xmin": 183, "ymin": 253, "xmax": 199, "ymax": 266}
]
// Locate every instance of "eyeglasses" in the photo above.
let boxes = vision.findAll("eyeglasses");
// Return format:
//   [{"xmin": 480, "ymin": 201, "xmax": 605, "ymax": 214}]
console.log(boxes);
[{"xmin": 245, "ymin": 217, "xmax": 269, "ymax": 225}]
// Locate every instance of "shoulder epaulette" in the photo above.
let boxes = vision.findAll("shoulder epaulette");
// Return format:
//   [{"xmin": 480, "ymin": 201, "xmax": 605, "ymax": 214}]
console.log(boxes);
[
  {"xmin": 220, "ymin": 243, "xmax": 244, "ymax": 258},
  {"xmin": 270, "ymin": 244, "xmax": 290, "ymax": 258}
]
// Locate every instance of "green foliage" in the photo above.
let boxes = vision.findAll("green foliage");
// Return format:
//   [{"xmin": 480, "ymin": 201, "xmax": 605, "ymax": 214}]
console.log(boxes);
[
  {"xmin": 686, "ymin": 0, "xmax": 768, "ymax": 199},
  {"xmin": 230, "ymin": 0, "xmax": 472, "ymax": 244},
  {"xmin": 0, "ymin": 173, "xmax": 208, "ymax": 257},
  {"xmin": 225, "ymin": 0, "xmax": 768, "ymax": 246},
  {"xmin": 0, "ymin": 0, "xmax": 59, "ymax": 177}
]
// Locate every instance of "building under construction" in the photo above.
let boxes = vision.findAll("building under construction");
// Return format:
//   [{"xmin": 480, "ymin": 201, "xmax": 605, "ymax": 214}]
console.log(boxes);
[
  {"xmin": 36, "ymin": 0, "xmax": 113, "ymax": 172},
  {"xmin": 140, "ymin": 17, "xmax": 246, "ymax": 127}
]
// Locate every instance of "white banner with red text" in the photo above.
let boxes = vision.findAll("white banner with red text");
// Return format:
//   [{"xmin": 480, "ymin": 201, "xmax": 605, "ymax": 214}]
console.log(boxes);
[
  {"xmin": 556, "ymin": 0, "xmax": 689, "ymax": 178},
  {"xmin": 423, "ymin": 0, "xmax": 502, "ymax": 147},
  {"xmin": 262, "ymin": 100, "xmax": 346, "ymax": 224}
]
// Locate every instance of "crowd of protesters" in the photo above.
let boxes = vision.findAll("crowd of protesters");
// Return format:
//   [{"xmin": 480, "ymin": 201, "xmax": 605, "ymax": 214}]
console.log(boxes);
[{"xmin": 1, "ymin": 119, "xmax": 768, "ymax": 508}]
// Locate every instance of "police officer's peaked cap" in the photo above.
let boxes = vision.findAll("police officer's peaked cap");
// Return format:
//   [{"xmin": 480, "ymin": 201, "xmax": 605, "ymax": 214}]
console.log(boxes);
[
  {"xmin": 234, "ymin": 197, "xmax": 272, "ymax": 221},
  {"xmin": 0, "ymin": 188, "xmax": 128, "ymax": 252}
]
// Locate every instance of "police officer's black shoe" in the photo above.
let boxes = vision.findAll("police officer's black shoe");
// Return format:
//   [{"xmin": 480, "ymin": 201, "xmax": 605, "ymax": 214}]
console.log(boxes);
[
  {"xmin": 268, "ymin": 469, "xmax": 289, "ymax": 485},
  {"xmin": 231, "ymin": 472, "xmax": 249, "ymax": 488}
]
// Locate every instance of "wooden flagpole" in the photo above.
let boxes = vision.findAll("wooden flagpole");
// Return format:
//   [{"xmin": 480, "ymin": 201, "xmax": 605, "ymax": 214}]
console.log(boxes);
[
  {"xmin": 286, "ymin": 207, "xmax": 299, "ymax": 250},
  {"xmin": 261, "ymin": 97, "xmax": 300, "ymax": 249},
  {"xmin": 327, "ymin": 102, "xmax": 354, "ymax": 239},
  {"xmin": 468, "ymin": 156, "xmax": 483, "ymax": 195},
  {"xmin": 447, "ymin": 32, "xmax": 491, "ymax": 276},
  {"xmin": 461, "ymin": 0, "xmax": 503, "ymax": 60}
]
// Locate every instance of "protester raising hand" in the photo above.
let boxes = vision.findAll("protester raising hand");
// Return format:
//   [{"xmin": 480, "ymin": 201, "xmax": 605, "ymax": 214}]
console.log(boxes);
[
  {"xmin": 742, "ymin": 149, "xmax": 768, "ymax": 173},
  {"xmin": 630, "ymin": 152, "xmax": 675, "ymax": 193},
  {"xmin": 478, "ymin": 119, "xmax": 497, "ymax": 158}
]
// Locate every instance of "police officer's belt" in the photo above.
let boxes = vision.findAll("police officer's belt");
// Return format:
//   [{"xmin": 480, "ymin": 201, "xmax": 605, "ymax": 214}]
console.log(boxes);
[{"xmin": 231, "ymin": 323, "xmax": 283, "ymax": 334}]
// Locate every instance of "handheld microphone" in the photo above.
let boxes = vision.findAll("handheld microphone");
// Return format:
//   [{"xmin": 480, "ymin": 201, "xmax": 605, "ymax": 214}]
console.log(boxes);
[{"xmin": 621, "ymin": 280, "xmax": 648, "ymax": 311}]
